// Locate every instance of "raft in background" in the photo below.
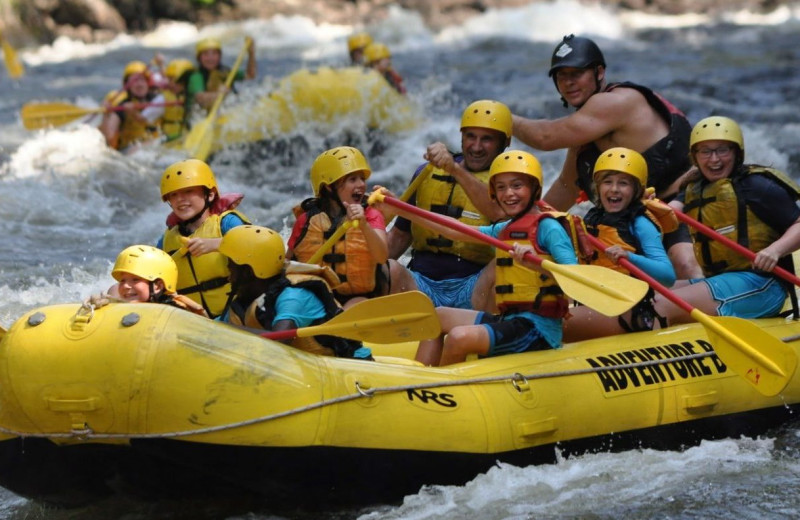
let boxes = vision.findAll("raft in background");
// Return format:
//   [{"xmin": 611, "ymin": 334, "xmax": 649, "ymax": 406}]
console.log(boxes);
[
  {"xmin": 197, "ymin": 66, "xmax": 419, "ymax": 155},
  {"xmin": 0, "ymin": 300, "xmax": 799, "ymax": 507}
]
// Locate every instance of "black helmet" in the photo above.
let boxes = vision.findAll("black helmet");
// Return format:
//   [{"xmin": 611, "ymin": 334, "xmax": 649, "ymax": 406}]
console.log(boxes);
[{"xmin": 548, "ymin": 35, "xmax": 606, "ymax": 77}]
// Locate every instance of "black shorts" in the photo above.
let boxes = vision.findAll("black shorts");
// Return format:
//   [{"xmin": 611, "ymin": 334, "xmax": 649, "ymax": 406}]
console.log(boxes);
[{"xmin": 663, "ymin": 222, "xmax": 692, "ymax": 249}]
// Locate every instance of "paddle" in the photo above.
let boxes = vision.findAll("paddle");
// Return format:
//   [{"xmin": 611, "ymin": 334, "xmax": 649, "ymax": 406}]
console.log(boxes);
[
  {"xmin": 674, "ymin": 208, "xmax": 800, "ymax": 288},
  {"xmin": 183, "ymin": 37, "xmax": 250, "ymax": 161},
  {"xmin": 399, "ymin": 164, "xmax": 434, "ymax": 202},
  {"xmin": 307, "ymin": 220, "xmax": 357, "ymax": 264},
  {"xmin": 261, "ymin": 290, "xmax": 440, "ymax": 344},
  {"xmin": 1, "ymin": 31, "xmax": 24, "ymax": 79},
  {"xmin": 585, "ymin": 232, "xmax": 797, "ymax": 396},
  {"xmin": 369, "ymin": 192, "xmax": 648, "ymax": 317},
  {"xmin": 20, "ymin": 100, "xmax": 181, "ymax": 130}
]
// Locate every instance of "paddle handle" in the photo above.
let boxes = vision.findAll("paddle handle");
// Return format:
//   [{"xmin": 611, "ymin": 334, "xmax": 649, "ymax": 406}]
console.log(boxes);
[
  {"xmin": 584, "ymin": 234, "xmax": 693, "ymax": 314},
  {"xmin": 261, "ymin": 329, "xmax": 298, "ymax": 341},
  {"xmin": 206, "ymin": 39, "xmax": 250, "ymax": 122},
  {"xmin": 370, "ymin": 192, "xmax": 544, "ymax": 267},
  {"xmin": 307, "ymin": 220, "xmax": 357, "ymax": 264},
  {"xmin": 399, "ymin": 164, "xmax": 434, "ymax": 202},
  {"xmin": 674, "ymin": 209, "xmax": 800, "ymax": 287}
]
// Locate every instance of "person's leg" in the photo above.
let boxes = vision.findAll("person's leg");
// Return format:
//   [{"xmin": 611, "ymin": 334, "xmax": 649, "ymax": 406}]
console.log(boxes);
[
  {"xmin": 471, "ymin": 260, "xmax": 497, "ymax": 313},
  {"xmin": 387, "ymin": 259, "xmax": 418, "ymax": 294},
  {"xmin": 563, "ymin": 304, "xmax": 625, "ymax": 342},
  {"xmin": 653, "ymin": 279, "xmax": 717, "ymax": 324},
  {"xmin": 440, "ymin": 323, "xmax": 490, "ymax": 366},
  {"xmin": 415, "ymin": 307, "xmax": 480, "ymax": 365}
]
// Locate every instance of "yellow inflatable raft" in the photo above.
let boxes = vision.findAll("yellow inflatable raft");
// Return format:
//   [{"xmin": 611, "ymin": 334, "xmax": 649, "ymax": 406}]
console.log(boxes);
[
  {"xmin": 1, "ymin": 301, "xmax": 799, "ymax": 505},
  {"xmin": 192, "ymin": 66, "xmax": 419, "ymax": 155}
]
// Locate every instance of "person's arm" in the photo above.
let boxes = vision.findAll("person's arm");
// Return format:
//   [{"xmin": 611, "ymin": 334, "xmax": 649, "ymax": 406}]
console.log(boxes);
[
  {"xmin": 511, "ymin": 90, "xmax": 632, "ymax": 151},
  {"xmin": 350, "ymin": 205, "xmax": 388, "ymax": 264},
  {"xmin": 98, "ymin": 112, "xmax": 121, "ymax": 148},
  {"xmin": 245, "ymin": 36, "xmax": 256, "ymax": 80},
  {"xmin": 756, "ymin": 218, "xmax": 800, "ymax": 272},
  {"xmin": 543, "ymin": 147, "xmax": 581, "ymax": 211},
  {"xmin": 425, "ymin": 142, "xmax": 506, "ymax": 221},
  {"xmin": 387, "ymin": 225, "xmax": 411, "ymax": 259},
  {"xmin": 745, "ymin": 175, "xmax": 800, "ymax": 272},
  {"xmin": 625, "ymin": 216, "xmax": 676, "ymax": 287},
  {"xmin": 140, "ymin": 93, "xmax": 166, "ymax": 123}
]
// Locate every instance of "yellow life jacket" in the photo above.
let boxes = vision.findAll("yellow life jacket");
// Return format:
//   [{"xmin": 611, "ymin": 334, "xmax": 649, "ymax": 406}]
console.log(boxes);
[
  {"xmin": 583, "ymin": 203, "xmax": 663, "ymax": 274},
  {"xmin": 228, "ymin": 263, "xmax": 343, "ymax": 356},
  {"xmin": 410, "ymin": 164, "xmax": 494, "ymax": 265},
  {"xmin": 160, "ymin": 90, "xmax": 185, "ymax": 141},
  {"xmin": 204, "ymin": 66, "xmax": 232, "ymax": 93},
  {"xmin": 291, "ymin": 206, "xmax": 378, "ymax": 296},
  {"xmin": 109, "ymin": 90, "xmax": 161, "ymax": 150},
  {"xmin": 162, "ymin": 210, "xmax": 249, "ymax": 318},
  {"xmin": 495, "ymin": 211, "xmax": 583, "ymax": 318},
  {"xmin": 683, "ymin": 166, "xmax": 800, "ymax": 276}
]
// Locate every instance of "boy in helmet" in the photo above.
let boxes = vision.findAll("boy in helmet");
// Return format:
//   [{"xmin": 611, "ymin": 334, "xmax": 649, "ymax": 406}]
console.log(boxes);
[
  {"xmin": 159, "ymin": 58, "xmax": 195, "ymax": 142},
  {"xmin": 157, "ymin": 159, "xmax": 250, "ymax": 318},
  {"xmin": 387, "ymin": 100, "xmax": 511, "ymax": 312},
  {"xmin": 375, "ymin": 151, "xmax": 579, "ymax": 366},
  {"xmin": 187, "ymin": 36, "xmax": 257, "ymax": 111},
  {"xmin": 218, "ymin": 225, "xmax": 373, "ymax": 360},
  {"xmin": 652, "ymin": 116, "xmax": 800, "ymax": 324},
  {"xmin": 363, "ymin": 42, "xmax": 406, "ymax": 95},
  {"xmin": 87, "ymin": 245, "xmax": 207, "ymax": 316},
  {"xmin": 347, "ymin": 32, "xmax": 372, "ymax": 65},
  {"xmin": 99, "ymin": 60, "xmax": 165, "ymax": 150},
  {"xmin": 562, "ymin": 148, "xmax": 675, "ymax": 341},
  {"xmin": 287, "ymin": 146, "xmax": 411, "ymax": 308},
  {"xmin": 511, "ymin": 34, "xmax": 702, "ymax": 280}
]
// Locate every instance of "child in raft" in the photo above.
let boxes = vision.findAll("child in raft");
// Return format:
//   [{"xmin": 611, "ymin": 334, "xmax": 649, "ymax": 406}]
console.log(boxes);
[
  {"xmin": 562, "ymin": 147, "xmax": 676, "ymax": 342},
  {"xmin": 373, "ymin": 150, "xmax": 579, "ymax": 366},
  {"xmin": 287, "ymin": 146, "xmax": 410, "ymax": 308},
  {"xmin": 156, "ymin": 158, "xmax": 250, "ymax": 318},
  {"xmin": 86, "ymin": 245, "xmax": 207, "ymax": 316}
]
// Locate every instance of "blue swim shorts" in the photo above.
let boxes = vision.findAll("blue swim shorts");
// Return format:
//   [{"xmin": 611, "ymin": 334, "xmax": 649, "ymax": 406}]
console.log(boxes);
[
  {"xmin": 476, "ymin": 312, "xmax": 551, "ymax": 357},
  {"xmin": 411, "ymin": 270, "xmax": 480, "ymax": 309},
  {"xmin": 690, "ymin": 271, "xmax": 787, "ymax": 318}
]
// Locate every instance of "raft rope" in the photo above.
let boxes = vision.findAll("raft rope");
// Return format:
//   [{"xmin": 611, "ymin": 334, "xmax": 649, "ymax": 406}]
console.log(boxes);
[{"xmin": 0, "ymin": 351, "xmax": 717, "ymax": 440}]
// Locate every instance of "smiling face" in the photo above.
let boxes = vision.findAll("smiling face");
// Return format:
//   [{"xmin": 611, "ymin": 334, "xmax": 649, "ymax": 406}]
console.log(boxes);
[
  {"xmin": 198, "ymin": 49, "xmax": 222, "ymax": 70},
  {"xmin": 116, "ymin": 273, "xmax": 164, "ymax": 302},
  {"xmin": 334, "ymin": 172, "xmax": 367, "ymax": 205},
  {"xmin": 127, "ymin": 73, "xmax": 150, "ymax": 99},
  {"xmin": 461, "ymin": 127, "xmax": 507, "ymax": 172},
  {"xmin": 554, "ymin": 66, "xmax": 602, "ymax": 107},
  {"xmin": 596, "ymin": 171, "xmax": 637, "ymax": 213},
  {"xmin": 165, "ymin": 185, "xmax": 213, "ymax": 223},
  {"xmin": 491, "ymin": 172, "xmax": 536, "ymax": 217},
  {"xmin": 693, "ymin": 139, "xmax": 737, "ymax": 183}
]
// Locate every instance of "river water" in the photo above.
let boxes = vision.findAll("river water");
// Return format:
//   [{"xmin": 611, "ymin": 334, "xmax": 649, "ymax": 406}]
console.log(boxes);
[{"xmin": 2, "ymin": 1, "xmax": 800, "ymax": 518}]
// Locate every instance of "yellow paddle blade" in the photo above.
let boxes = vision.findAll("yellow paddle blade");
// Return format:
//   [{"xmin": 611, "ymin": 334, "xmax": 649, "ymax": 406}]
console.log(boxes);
[
  {"xmin": 543, "ymin": 260, "xmax": 649, "ymax": 317},
  {"xmin": 20, "ymin": 102, "xmax": 103, "ymax": 130},
  {"xmin": 2, "ymin": 38, "xmax": 24, "ymax": 79},
  {"xmin": 296, "ymin": 291, "xmax": 440, "ymax": 344},
  {"xmin": 691, "ymin": 309, "xmax": 797, "ymax": 396}
]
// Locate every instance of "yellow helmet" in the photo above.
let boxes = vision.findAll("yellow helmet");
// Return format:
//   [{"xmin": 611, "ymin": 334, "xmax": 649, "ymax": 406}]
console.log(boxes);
[
  {"xmin": 123, "ymin": 60, "xmax": 149, "ymax": 81},
  {"xmin": 309, "ymin": 146, "xmax": 371, "ymax": 197},
  {"xmin": 160, "ymin": 159, "xmax": 218, "ymax": 201},
  {"xmin": 165, "ymin": 58, "xmax": 195, "ymax": 80},
  {"xmin": 593, "ymin": 147, "xmax": 648, "ymax": 188},
  {"xmin": 112, "ymin": 245, "xmax": 178, "ymax": 294},
  {"xmin": 690, "ymin": 116, "xmax": 744, "ymax": 160},
  {"xmin": 218, "ymin": 225, "xmax": 286, "ymax": 279},
  {"xmin": 488, "ymin": 150, "xmax": 543, "ymax": 199},
  {"xmin": 348, "ymin": 32, "xmax": 373, "ymax": 52},
  {"xmin": 460, "ymin": 100, "xmax": 513, "ymax": 140},
  {"xmin": 364, "ymin": 42, "xmax": 391, "ymax": 64},
  {"xmin": 196, "ymin": 37, "xmax": 222, "ymax": 55}
]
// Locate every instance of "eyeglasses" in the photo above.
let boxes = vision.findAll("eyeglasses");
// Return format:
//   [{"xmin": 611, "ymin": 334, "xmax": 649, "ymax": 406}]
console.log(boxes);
[{"xmin": 696, "ymin": 145, "xmax": 734, "ymax": 159}]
